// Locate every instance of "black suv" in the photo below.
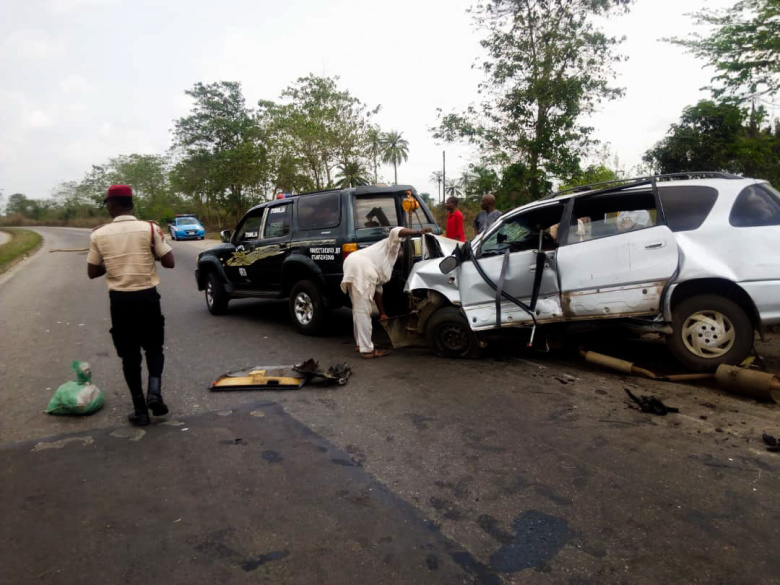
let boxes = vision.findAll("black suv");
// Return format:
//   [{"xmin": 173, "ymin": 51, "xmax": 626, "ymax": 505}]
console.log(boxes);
[{"xmin": 195, "ymin": 185, "xmax": 439, "ymax": 334}]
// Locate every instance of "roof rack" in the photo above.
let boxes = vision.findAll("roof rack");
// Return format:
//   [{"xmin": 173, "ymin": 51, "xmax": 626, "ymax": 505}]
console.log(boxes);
[{"xmin": 545, "ymin": 171, "xmax": 743, "ymax": 200}]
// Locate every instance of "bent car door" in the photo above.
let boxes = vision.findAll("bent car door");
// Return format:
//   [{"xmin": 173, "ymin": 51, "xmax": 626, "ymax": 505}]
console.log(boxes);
[
  {"xmin": 556, "ymin": 189, "xmax": 679, "ymax": 318},
  {"xmin": 459, "ymin": 202, "xmax": 566, "ymax": 330}
]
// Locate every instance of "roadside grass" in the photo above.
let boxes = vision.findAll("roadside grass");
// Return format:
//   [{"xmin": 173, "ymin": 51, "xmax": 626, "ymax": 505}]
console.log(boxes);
[{"xmin": 0, "ymin": 228, "xmax": 43, "ymax": 274}]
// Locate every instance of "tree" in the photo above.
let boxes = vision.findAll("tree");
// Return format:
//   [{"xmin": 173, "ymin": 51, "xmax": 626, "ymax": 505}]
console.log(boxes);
[
  {"xmin": 469, "ymin": 165, "xmax": 499, "ymax": 197},
  {"xmin": 367, "ymin": 126, "xmax": 383, "ymax": 183},
  {"xmin": 259, "ymin": 75, "xmax": 380, "ymax": 191},
  {"xmin": 6, "ymin": 193, "xmax": 41, "ymax": 218},
  {"xmin": 643, "ymin": 99, "xmax": 780, "ymax": 186},
  {"xmin": 458, "ymin": 171, "xmax": 474, "ymax": 197},
  {"xmin": 430, "ymin": 170, "xmax": 443, "ymax": 203},
  {"xmin": 381, "ymin": 130, "xmax": 409, "ymax": 184},
  {"xmin": 109, "ymin": 154, "xmax": 174, "ymax": 218},
  {"xmin": 444, "ymin": 179, "xmax": 463, "ymax": 198},
  {"xmin": 558, "ymin": 164, "xmax": 619, "ymax": 191},
  {"xmin": 669, "ymin": 0, "xmax": 780, "ymax": 101},
  {"xmin": 434, "ymin": 0, "xmax": 633, "ymax": 204},
  {"xmin": 173, "ymin": 81, "xmax": 269, "ymax": 222},
  {"xmin": 335, "ymin": 160, "xmax": 371, "ymax": 188}
]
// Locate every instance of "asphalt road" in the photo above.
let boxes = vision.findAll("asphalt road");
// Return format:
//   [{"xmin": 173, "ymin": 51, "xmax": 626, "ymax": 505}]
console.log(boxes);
[{"xmin": 1, "ymin": 227, "xmax": 779, "ymax": 584}]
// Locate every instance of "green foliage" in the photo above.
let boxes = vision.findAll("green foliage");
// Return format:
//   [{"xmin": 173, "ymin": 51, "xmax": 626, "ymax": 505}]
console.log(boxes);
[
  {"xmin": 558, "ymin": 164, "xmax": 620, "ymax": 192},
  {"xmin": 668, "ymin": 0, "xmax": 780, "ymax": 100},
  {"xmin": 259, "ymin": 75, "xmax": 381, "ymax": 191},
  {"xmin": 380, "ymin": 130, "xmax": 409, "ymax": 184},
  {"xmin": 174, "ymin": 81, "xmax": 269, "ymax": 223},
  {"xmin": 0, "ymin": 228, "xmax": 42, "ymax": 274},
  {"xmin": 434, "ymin": 0, "xmax": 633, "ymax": 201},
  {"xmin": 335, "ymin": 160, "xmax": 371, "ymax": 187},
  {"xmin": 644, "ymin": 99, "xmax": 780, "ymax": 186}
]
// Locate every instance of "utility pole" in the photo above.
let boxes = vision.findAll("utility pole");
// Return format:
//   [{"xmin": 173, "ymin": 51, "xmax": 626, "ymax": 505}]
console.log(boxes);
[{"xmin": 442, "ymin": 150, "xmax": 446, "ymax": 206}]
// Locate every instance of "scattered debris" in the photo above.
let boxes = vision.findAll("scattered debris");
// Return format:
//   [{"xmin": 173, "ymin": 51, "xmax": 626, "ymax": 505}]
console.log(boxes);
[
  {"xmin": 624, "ymin": 388, "xmax": 679, "ymax": 416},
  {"xmin": 763, "ymin": 433, "xmax": 779, "ymax": 453},
  {"xmin": 210, "ymin": 358, "xmax": 351, "ymax": 391},
  {"xmin": 715, "ymin": 365, "xmax": 780, "ymax": 403}
]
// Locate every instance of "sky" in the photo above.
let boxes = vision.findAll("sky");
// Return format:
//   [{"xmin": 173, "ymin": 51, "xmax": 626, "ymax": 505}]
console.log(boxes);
[{"xmin": 1, "ymin": 0, "xmax": 737, "ymax": 204}]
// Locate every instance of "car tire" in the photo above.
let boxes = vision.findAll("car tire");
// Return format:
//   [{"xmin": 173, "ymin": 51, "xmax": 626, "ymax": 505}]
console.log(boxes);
[
  {"xmin": 426, "ymin": 306, "xmax": 482, "ymax": 359},
  {"xmin": 667, "ymin": 294, "xmax": 753, "ymax": 371},
  {"xmin": 205, "ymin": 272, "xmax": 229, "ymax": 315},
  {"xmin": 289, "ymin": 280, "xmax": 327, "ymax": 335},
  {"xmin": 170, "ymin": 231, "xmax": 176, "ymax": 241}
]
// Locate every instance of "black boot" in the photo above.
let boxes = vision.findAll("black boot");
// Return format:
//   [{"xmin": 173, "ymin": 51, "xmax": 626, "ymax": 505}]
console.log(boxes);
[
  {"xmin": 146, "ymin": 376, "xmax": 169, "ymax": 416},
  {"xmin": 128, "ymin": 391, "xmax": 151, "ymax": 427}
]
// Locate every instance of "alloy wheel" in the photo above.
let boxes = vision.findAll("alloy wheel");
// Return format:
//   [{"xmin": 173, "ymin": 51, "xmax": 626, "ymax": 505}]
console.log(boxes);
[
  {"xmin": 294, "ymin": 292, "xmax": 314, "ymax": 325},
  {"xmin": 681, "ymin": 310, "xmax": 736, "ymax": 359}
]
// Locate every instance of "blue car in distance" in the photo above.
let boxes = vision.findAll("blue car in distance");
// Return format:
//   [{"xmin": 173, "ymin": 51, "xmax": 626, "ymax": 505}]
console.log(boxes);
[{"xmin": 168, "ymin": 215, "xmax": 206, "ymax": 240}]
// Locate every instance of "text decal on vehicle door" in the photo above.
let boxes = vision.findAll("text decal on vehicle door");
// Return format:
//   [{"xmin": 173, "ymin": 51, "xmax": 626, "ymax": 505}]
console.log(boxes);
[{"xmin": 310, "ymin": 247, "xmax": 338, "ymax": 261}]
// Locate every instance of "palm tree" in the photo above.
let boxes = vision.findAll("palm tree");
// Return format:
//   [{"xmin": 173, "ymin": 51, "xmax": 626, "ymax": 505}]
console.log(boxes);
[
  {"xmin": 366, "ymin": 127, "xmax": 382, "ymax": 184},
  {"xmin": 430, "ymin": 171, "xmax": 443, "ymax": 203},
  {"xmin": 335, "ymin": 160, "xmax": 371, "ymax": 188},
  {"xmin": 381, "ymin": 130, "xmax": 409, "ymax": 184},
  {"xmin": 458, "ymin": 171, "xmax": 474, "ymax": 197},
  {"xmin": 444, "ymin": 179, "xmax": 462, "ymax": 198}
]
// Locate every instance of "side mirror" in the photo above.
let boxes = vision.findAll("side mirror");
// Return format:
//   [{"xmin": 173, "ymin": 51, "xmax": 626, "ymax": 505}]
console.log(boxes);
[
  {"xmin": 439, "ymin": 255, "xmax": 459, "ymax": 274},
  {"xmin": 220, "ymin": 230, "xmax": 231, "ymax": 243}
]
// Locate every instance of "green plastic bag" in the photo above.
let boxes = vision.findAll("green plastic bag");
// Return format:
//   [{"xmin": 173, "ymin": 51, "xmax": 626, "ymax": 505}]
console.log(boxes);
[{"xmin": 45, "ymin": 361, "xmax": 105, "ymax": 416}]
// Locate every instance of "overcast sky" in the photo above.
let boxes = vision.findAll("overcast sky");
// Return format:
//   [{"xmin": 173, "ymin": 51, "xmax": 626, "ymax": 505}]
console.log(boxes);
[{"xmin": 1, "ymin": 0, "xmax": 736, "ymax": 203}]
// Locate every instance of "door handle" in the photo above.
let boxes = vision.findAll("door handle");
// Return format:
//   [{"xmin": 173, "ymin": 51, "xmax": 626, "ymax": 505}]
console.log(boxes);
[{"xmin": 644, "ymin": 241, "xmax": 665, "ymax": 250}]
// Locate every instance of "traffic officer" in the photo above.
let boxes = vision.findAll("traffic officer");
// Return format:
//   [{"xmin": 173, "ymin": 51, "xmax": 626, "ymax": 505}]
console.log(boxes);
[{"xmin": 87, "ymin": 185, "xmax": 175, "ymax": 426}]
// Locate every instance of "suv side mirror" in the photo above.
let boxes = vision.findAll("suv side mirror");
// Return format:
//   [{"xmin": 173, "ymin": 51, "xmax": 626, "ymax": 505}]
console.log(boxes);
[
  {"xmin": 220, "ymin": 230, "xmax": 231, "ymax": 243},
  {"xmin": 439, "ymin": 255, "xmax": 459, "ymax": 274}
]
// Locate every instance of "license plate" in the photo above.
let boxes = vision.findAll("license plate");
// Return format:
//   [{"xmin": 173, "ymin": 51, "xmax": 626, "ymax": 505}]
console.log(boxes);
[{"xmin": 187, "ymin": 231, "xmax": 195, "ymax": 234}]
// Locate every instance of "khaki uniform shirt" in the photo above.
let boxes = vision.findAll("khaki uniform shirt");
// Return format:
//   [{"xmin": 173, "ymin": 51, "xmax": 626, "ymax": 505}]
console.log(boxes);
[{"xmin": 87, "ymin": 215, "xmax": 173, "ymax": 292}]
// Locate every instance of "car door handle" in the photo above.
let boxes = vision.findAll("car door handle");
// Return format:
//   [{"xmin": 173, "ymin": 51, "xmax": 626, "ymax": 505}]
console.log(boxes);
[{"xmin": 644, "ymin": 241, "xmax": 665, "ymax": 250}]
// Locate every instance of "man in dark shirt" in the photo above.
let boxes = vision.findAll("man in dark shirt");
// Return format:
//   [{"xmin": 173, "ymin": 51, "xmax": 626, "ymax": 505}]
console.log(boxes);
[
  {"xmin": 473, "ymin": 193, "xmax": 501, "ymax": 235},
  {"xmin": 445, "ymin": 197, "xmax": 465, "ymax": 242}
]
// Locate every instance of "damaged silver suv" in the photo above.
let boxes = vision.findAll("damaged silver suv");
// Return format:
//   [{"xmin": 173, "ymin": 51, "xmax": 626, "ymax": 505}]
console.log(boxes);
[{"xmin": 399, "ymin": 173, "xmax": 780, "ymax": 371}]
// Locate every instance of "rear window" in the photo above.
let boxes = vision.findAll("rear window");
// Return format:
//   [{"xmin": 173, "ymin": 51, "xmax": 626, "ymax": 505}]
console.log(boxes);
[
  {"xmin": 354, "ymin": 196, "xmax": 399, "ymax": 228},
  {"xmin": 729, "ymin": 183, "xmax": 780, "ymax": 227},
  {"xmin": 658, "ymin": 186, "xmax": 718, "ymax": 232},
  {"xmin": 297, "ymin": 193, "xmax": 341, "ymax": 231}
]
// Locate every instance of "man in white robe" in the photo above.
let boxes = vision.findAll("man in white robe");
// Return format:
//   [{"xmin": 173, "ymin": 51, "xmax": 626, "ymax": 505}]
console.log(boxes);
[{"xmin": 341, "ymin": 226, "xmax": 431, "ymax": 358}]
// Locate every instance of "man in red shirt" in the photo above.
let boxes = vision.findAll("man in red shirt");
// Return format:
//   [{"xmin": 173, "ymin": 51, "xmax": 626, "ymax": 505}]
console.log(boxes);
[{"xmin": 445, "ymin": 196, "xmax": 466, "ymax": 241}]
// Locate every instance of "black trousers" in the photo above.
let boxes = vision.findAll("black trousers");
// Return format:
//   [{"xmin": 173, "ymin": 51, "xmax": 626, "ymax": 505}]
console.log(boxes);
[{"xmin": 109, "ymin": 287, "xmax": 165, "ymax": 395}]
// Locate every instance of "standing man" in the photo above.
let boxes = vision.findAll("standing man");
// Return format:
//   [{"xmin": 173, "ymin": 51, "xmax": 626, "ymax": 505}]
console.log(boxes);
[
  {"xmin": 473, "ymin": 193, "xmax": 501, "ymax": 236},
  {"xmin": 341, "ymin": 226, "xmax": 432, "ymax": 359},
  {"xmin": 87, "ymin": 185, "xmax": 175, "ymax": 426},
  {"xmin": 445, "ymin": 196, "xmax": 465, "ymax": 242}
]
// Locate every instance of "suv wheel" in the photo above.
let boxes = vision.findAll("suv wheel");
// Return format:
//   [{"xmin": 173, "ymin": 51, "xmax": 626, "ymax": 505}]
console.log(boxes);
[
  {"xmin": 205, "ymin": 272, "xmax": 229, "ymax": 315},
  {"xmin": 289, "ymin": 280, "xmax": 327, "ymax": 335},
  {"xmin": 426, "ymin": 307, "xmax": 482, "ymax": 359},
  {"xmin": 667, "ymin": 294, "xmax": 753, "ymax": 371}
]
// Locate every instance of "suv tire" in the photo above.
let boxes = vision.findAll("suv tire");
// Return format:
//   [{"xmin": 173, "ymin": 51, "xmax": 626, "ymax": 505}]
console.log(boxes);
[
  {"xmin": 289, "ymin": 280, "xmax": 327, "ymax": 335},
  {"xmin": 667, "ymin": 294, "xmax": 753, "ymax": 371},
  {"xmin": 205, "ymin": 272, "xmax": 229, "ymax": 315},
  {"xmin": 426, "ymin": 307, "xmax": 482, "ymax": 359}
]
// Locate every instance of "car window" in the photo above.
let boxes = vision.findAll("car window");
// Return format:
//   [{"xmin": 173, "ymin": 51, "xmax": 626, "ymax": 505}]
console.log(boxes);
[
  {"xmin": 354, "ymin": 196, "xmax": 399, "ymax": 228},
  {"xmin": 658, "ymin": 186, "xmax": 718, "ymax": 232},
  {"xmin": 264, "ymin": 204, "xmax": 292, "ymax": 238},
  {"xmin": 298, "ymin": 193, "xmax": 341, "ymax": 230},
  {"xmin": 729, "ymin": 184, "xmax": 780, "ymax": 227},
  {"xmin": 235, "ymin": 211, "xmax": 265, "ymax": 242},
  {"xmin": 567, "ymin": 190, "xmax": 657, "ymax": 244},
  {"xmin": 480, "ymin": 203, "xmax": 564, "ymax": 256},
  {"xmin": 177, "ymin": 218, "xmax": 198, "ymax": 226}
]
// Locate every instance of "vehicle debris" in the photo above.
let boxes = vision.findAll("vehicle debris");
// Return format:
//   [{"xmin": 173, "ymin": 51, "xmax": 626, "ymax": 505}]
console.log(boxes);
[
  {"xmin": 581, "ymin": 351, "xmax": 712, "ymax": 382},
  {"xmin": 624, "ymin": 388, "xmax": 679, "ymax": 416},
  {"xmin": 762, "ymin": 433, "xmax": 779, "ymax": 453},
  {"xmin": 210, "ymin": 358, "xmax": 351, "ymax": 391},
  {"xmin": 714, "ymin": 365, "xmax": 780, "ymax": 403}
]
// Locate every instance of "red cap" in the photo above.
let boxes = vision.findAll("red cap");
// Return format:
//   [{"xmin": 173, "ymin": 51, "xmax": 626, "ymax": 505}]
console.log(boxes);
[{"xmin": 104, "ymin": 185, "xmax": 133, "ymax": 202}]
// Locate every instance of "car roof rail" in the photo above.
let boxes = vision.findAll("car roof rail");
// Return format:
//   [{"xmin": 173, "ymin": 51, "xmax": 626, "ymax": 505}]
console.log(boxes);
[{"xmin": 544, "ymin": 171, "xmax": 744, "ymax": 200}]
